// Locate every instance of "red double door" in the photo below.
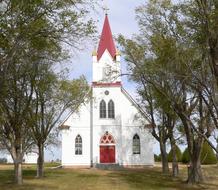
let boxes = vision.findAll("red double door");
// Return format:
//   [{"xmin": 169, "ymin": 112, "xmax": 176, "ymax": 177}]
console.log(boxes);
[{"xmin": 100, "ymin": 145, "xmax": 115, "ymax": 163}]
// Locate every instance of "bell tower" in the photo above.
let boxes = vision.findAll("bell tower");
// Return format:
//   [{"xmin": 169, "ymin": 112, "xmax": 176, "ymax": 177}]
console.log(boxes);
[{"xmin": 92, "ymin": 14, "xmax": 121, "ymax": 86}]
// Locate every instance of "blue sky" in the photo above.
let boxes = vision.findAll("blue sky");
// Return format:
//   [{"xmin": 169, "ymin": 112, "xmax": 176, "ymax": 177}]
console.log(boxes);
[{"xmin": 46, "ymin": 0, "xmax": 163, "ymax": 161}]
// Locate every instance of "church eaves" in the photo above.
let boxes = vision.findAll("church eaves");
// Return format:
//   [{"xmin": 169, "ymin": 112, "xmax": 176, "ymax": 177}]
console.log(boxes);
[{"xmin": 97, "ymin": 14, "xmax": 116, "ymax": 61}]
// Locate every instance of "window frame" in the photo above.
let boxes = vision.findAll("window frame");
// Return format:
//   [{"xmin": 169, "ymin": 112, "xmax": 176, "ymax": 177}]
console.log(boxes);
[
  {"xmin": 100, "ymin": 100, "xmax": 107, "ymax": 118},
  {"xmin": 132, "ymin": 134, "xmax": 140, "ymax": 155},
  {"xmin": 108, "ymin": 100, "xmax": 115, "ymax": 119},
  {"xmin": 75, "ymin": 135, "xmax": 82, "ymax": 155}
]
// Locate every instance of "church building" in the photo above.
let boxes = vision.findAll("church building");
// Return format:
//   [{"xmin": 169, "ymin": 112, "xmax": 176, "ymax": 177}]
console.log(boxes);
[{"xmin": 60, "ymin": 14, "xmax": 154, "ymax": 168}]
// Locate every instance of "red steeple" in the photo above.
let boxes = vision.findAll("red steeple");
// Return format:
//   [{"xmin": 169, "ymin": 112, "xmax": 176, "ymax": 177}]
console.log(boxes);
[{"xmin": 97, "ymin": 14, "xmax": 116, "ymax": 61}]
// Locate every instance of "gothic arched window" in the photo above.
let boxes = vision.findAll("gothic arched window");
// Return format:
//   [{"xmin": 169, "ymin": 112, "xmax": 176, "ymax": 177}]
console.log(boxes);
[
  {"xmin": 100, "ymin": 131, "xmax": 115, "ymax": 144},
  {"xmin": 108, "ymin": 100, "xmax": 115, "ymax": 118},
  {"xmin": 100, "ymin": 100, "xmax": 106, "ymax": 118},
  {"xmin": 133, "ymin": 134, "xmax": 140, "ymax": 154},
  {"xmin": 75, "ymin": 135, "xmax": 82, "ymax": 155}
]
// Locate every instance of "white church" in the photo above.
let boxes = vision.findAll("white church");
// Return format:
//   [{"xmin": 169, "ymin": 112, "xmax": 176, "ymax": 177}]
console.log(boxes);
[{"xmin": 60, "ymin": 14, "xmax": 154, "ymax": 168}]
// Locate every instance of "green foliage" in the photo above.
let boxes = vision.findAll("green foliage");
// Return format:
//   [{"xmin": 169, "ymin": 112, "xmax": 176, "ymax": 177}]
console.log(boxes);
[
  {"xmin": 168, "ymin": 145, "xmax": 182, "ymax": 162},
  {"xmin": 181, "ymin": 148, "xmax": 190, "ymax": 164},
  {"xmin": 154, "ymin": 154, "xmax": 162, "ymax": 162},
  {"xmin": 154, "ymin": 154, "xmax": 158, "ymax": 162},
  {"xmin": 0, "ymin": 158, "xmax": 7, "ymax": 163},
  {"xmin": 182, "ymin": 143, "xmax": 217, "ymax": 164},
  {"xmin": 201, "ymin": 142, "xmax": 217, "ymax": 165}
]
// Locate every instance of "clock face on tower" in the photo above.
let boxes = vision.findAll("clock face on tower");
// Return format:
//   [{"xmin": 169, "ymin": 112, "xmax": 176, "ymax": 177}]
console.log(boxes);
[
  {"xmin": 104, "ymin": 67, "xmax": 110, "ymax": 76},
  {"xmin": 103, "ymin": 66, "xmax": 111, "ymax": 82}
]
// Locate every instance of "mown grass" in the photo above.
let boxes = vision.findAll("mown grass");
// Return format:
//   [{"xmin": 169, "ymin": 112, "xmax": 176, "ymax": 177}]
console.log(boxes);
[{"xmin": 0, "ymin": 164, "xmax": 217, "ymax": 190}]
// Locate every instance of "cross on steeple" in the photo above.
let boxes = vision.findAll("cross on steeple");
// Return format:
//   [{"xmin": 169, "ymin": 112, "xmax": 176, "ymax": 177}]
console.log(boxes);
[{"xmin": 102, "ymin": 0, "xmax": 109, "ymax": 15}]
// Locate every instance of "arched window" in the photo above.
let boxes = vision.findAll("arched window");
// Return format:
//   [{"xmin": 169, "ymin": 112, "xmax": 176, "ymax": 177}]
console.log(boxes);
[
  {"xmin": 108, "ymin": 100, "xmax": 115, "ymax": 118},
  {"xmin": 133, "ymin": 134, "xmax": 140, "ymax": 154},
  {"xmin": 75, "ymin": 135, "xmax": 82, "ymax": 155},
  {"xmin": 100, "ymin": 100, "xmax": 106, "ymax": 118}
]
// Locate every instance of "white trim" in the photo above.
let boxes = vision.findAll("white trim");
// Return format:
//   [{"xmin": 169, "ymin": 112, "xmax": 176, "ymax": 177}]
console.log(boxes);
[{"xmin": 98, "ymin": 49, "xmax": 115, "ymax": 62}]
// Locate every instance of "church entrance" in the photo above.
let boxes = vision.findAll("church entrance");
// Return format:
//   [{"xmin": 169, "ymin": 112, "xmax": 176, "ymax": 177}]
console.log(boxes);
[
  {"xmin": 100, "ymin": 145, "xmax": 115, "ymax": 163},
  {"xmin": 99, "ymin": 132, "xmax": 115, "ymax": 163}
]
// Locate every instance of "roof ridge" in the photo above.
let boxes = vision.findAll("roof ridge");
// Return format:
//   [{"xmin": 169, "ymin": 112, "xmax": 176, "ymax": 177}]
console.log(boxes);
[{"xmin": 121, "ymin": 87, "xmax": 152, "ymax": 123}]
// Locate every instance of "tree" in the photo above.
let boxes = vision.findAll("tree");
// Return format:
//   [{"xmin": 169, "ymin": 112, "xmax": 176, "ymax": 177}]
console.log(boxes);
[
  {"xmin": 201, "ymin": 142, "xmax": 217, "ymax": 165},
  {"xmin": 118, "ymin": 35, "xmax": 182, "ymax": 175},
  {"xmin": 180, "ymin": 0, "xmax": 218, "ymax": 138},
  {"xmin": 182, "ymin": 142, "xmax": 217, "ymax": 165},
  {"xmin": 0, "ymin": 58, "xmax": 36, "ymax": 185},
  {"xmin": 0, "ymin": 0, "xmax": 96, "ymax": 184},
  {"xmin": 30, "ymin": 65, "xmax": 89, "ymax": 178},
  {"xmin": 118, "ymin": 0, "xmax": 217, "ymax": 184},
  {"xmin": 193, "ymin": 0, "xmax": 218, "ymax": 87},
  {"xmin": 168, "ymin": 145, "xmax": 182, "ymax": 162},
  {"xmin": 182, "ymin": 148, "xmax": 190, "ymax": 164}
]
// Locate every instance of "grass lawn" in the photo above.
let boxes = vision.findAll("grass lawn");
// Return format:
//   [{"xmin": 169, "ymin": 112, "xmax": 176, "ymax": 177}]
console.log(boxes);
[{"xmin": 0, "ymin": 163, "xmax": 218, "ymax": 190}]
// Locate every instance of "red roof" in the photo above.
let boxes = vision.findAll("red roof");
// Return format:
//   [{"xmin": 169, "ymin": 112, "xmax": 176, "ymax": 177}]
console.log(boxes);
[{"xmin": 97, "ymin": 14, "xmax": 116, "ymax": 61}]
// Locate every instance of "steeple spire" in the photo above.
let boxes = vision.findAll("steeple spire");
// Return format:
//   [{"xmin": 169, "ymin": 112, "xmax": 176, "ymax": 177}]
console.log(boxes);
[{"xmin": 97, "ymin": 14, "xmax": 116, "ymax": 61}]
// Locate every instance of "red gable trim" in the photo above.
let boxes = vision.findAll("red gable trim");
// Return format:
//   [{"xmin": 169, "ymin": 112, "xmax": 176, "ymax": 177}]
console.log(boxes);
[
  {"xmin": 92, "ymin": 82, "xmax": 121, "ymax": 87},
  {"xmin": 97, "ymin": 14, "xmax": 116, "ymax": 61}
]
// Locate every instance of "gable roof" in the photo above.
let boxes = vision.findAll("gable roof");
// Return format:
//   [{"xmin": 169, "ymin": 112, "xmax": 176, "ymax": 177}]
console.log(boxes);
[
  {"xmin": 59, "ymin": 88, "xmax": 91, "ymax": 130},
  {"xmin": 121, "ymin": 87, "xmax": 152, "ymax": 125}
]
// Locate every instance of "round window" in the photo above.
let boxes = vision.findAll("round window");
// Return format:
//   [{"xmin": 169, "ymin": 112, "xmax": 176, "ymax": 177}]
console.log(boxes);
[{"xmin": 104, "ymin": 90, "xmax": 109, "ymax": 95}]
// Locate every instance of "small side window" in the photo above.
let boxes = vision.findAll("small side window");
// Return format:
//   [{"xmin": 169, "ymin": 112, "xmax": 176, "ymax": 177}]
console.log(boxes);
[
  {"xmin": 133, "ymin": 134, "xmax": 140, "ymax": 154},
  {"xmin": 75, "ymin": 135, "xmax": 82, "ymax": 155}
]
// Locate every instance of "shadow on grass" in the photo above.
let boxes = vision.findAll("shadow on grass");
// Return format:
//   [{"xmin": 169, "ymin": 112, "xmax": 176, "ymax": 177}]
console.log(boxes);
[
  {"xmin": 0, "ymin": 169, "xmax": 14, "ymax": 184},
  {"xmin": 76, "ymin": 173, "xmax": 100, "ymax": 178},
  {"xmin": 107, "ymin": 168, "xmax": 208, "ymax": 190}
]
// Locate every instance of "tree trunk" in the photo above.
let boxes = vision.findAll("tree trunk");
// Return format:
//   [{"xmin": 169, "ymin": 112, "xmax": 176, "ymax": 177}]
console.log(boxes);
[
  {"xmin": 185, "ymin": 137, "xmax": 204, "ymax": 184},
  {"xmin": 187, "ymin": 138, "xmax": 204, "ymax": 184},
  {"xmin": 170, "ymin": 138, "xmax": 179, "ymax": 177},
  {"xmin": 216, "ymin": 141, "xmax": 218, "ymax": 162},
  {"xmin": 14, "ymin": 161, "xmax": 22, "ymax": 185},
  {"xmin": 167, "ymin": 114, "xmax": 179, "ymax": 177},
  {"xmin": 160, "ymin": 141, "xmax": 169, "ymax": 173},
  {"xmin": 187, "ymin": 158, "xmax": 203, "ymax": 184},
  {"xmin": 37, "ymin": 143, "xmax": 44, "ymax": 178},
  {"xmin": 11, "ymin": 142, "xmax": 23, "ymax": 185}
]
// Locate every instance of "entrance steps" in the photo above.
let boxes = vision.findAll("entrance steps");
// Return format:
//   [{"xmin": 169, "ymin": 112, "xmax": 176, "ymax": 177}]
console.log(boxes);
[{"xmin": 94, "ymin": 163, "xmax": 123, "ymax": 170}]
